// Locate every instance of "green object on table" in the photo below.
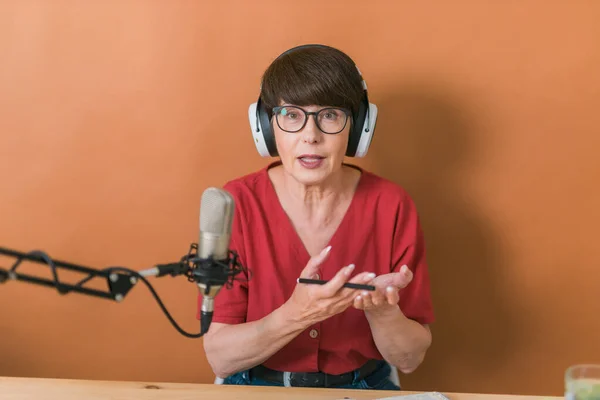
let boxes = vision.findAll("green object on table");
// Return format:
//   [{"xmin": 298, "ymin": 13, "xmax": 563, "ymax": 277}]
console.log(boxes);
[
  {"xmin": 565, "ymin": 364, "xmax": 600, "ymax": 400},
  {"xmin": 570, "ymin": 382, "xmax": 600, "ymax": 400}
]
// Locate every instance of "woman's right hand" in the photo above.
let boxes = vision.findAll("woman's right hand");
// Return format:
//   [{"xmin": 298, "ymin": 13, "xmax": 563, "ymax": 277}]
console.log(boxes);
[{"xmin": 284, "ymin": 246, "xmax": 376, "ymax": 326}]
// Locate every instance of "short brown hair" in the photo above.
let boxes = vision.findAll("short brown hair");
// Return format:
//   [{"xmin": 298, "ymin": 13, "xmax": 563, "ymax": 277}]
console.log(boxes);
[{"xmin": 260, "ymin": 45, "xmax": 364, "ymax": 119}]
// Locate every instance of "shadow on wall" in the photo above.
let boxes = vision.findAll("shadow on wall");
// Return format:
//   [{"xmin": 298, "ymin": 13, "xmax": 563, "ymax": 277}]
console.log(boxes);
[
  {"xmin": 0, "ymin": 321, "xmax": 39, "ymax": 379},
  {"xmin": 369, "ymin": 83, "xmax": 517, "ymax": 393}
]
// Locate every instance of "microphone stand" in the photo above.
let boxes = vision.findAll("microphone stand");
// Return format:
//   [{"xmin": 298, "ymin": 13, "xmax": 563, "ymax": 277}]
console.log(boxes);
[{"xmin": 0, "ymin": 244, "xmax": 245, "ymax": 338}]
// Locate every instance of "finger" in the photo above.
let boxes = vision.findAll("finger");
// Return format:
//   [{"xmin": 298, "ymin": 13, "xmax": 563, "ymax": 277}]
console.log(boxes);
[
  {"xmin": 398, "ymin": 265, "xmax": 414, "ymax": 288},
  {"xmin": 348, "ymin": 271, "xmax": 376, "ymax": 284},
  {"xmin": 340, "ymin": 272, "xmax": 376, "ymax": 300},
  {"xmin": 367, "ymin": 290, "xmax": 384, "ymax": 307},
  {"xmin": 299, "ymin": 246, "xmax": 332, "ymax": 279},
  {"xmin": 373, "ymin": 288, "xmax": 391, "ymax": 307},
  {"xmin": 345, "ymin": 273, "xmax": 373, "ymax": 293},
  {"xmin": 321, "ymin": 263, "xmax": 355, "ymax": 297},
  {"xmin": 360, "ymin": 292, "xmax": 374, "ymax": 309},
  {"xmin": 370, "ymin": 273, "xmax": 396, "ymax": 288},
  {"xmin": 353, "ymin": 294, "xmax": 364, "ymax": 310},
  {"xmin": 385, "ymin": 286, "xmax": 399, "ymax": 305},
  {"xmin": 374, "ymin": 266, "xmax": 413, "ymax": 289}
]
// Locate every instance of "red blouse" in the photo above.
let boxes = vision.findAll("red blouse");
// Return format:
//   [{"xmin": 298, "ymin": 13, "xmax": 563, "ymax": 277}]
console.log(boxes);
[{"xmin": 198, "ymin": 162, "xmax": 434, "ymax": 375}]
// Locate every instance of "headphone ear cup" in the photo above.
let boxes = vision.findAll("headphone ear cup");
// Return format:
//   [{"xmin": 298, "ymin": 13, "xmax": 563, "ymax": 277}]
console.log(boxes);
[
  {"xmin": 354, "ymin": 103, "xmax": 377, "ymax": 158},
  {"xmin": 257, "ymin": 98, "xmax": 278, "ymax": 157},
  {"xmin": 248, "ymin": 102, "xmax": 270, "ymax": 157},
  {"xmin": 249, "ymin": 98, "xmax": 278, "ymax": 157},
  {"xmin": 346, "ymin": 96, "xmax": 369, "ymax": 157}
]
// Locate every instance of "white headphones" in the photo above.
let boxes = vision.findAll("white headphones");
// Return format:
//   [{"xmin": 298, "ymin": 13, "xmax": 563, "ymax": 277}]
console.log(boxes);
[{"xmin": 248, "ymin": 44, "xmax": 378, "ymax": 158}]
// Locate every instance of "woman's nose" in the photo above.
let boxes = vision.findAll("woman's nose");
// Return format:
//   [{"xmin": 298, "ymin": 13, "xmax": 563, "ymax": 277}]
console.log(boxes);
[{"xmin": 301, "ymin": 116, "xmax": 322, "ymax": 143}]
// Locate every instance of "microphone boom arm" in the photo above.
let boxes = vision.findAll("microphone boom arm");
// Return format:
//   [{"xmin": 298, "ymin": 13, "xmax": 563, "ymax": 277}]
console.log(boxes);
[
  {"xmin": 0, "ymin": 246, "xmax": 137, "ymax": 301},
  {"xmin": 0, "ymin": 244, "xmax": 246, "ymax": 338}
]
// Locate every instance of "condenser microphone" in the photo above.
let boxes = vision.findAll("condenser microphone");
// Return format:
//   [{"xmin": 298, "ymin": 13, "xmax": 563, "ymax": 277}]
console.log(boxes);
[
  {"xmin": 196, "ymin": 187, "xmax": 235, "ymax": 331},
  {"xmin": 138, "ymin": 187, "xmax": 235, "ymax": 279},
  {"xmin": 135, "ymin": 186, "xmax": 238, "ymax": 334}
]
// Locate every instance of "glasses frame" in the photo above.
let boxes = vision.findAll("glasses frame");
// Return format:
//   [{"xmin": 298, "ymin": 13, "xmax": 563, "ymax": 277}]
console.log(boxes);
[{"xmin": 272, "ymin": 106, "xmax": 352, "ymax": 135}]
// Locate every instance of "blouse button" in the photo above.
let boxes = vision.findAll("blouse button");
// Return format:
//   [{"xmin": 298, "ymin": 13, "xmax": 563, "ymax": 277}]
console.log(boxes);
[{"xmin": 309, "ymin": 329, "xmax": 319, "ymax": 339}]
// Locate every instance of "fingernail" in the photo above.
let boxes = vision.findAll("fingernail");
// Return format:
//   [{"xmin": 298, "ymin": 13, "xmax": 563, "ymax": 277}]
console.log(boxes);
[
  {"xmin": 367, "ymin": 273, "xmax": 376, "ymax": 279},
  {"xmin": 322, "ymin": 246, "xmax": 332, "ymax": 256},
  {"xmin": 401, "ymin": 265, "xmax": 409, "ymax": 274},
  {"xmin": 344, "ymin": 264, "xmax": 355, "ymax": 275},
  {"xmin": 356, "ymin": 295, "xmax": 361, "ymax": 301},
  {"xmin": 386, "ymin": 286, "xmax": 394, "ymax": 292},
  {"xmin": 362, "ymin": 291, "xmax": 368, "ymax": 296}
]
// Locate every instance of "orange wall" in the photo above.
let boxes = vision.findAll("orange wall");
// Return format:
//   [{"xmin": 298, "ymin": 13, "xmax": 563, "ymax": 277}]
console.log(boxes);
[{"xmin": 1, "ymin": 1, "xmax": 599, "ymax": 396}]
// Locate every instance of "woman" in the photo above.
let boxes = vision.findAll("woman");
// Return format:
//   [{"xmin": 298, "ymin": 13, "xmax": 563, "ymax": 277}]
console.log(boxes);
[{"xmin": 201, "ymin": 44, "xmax": 434, "ymax": 391}]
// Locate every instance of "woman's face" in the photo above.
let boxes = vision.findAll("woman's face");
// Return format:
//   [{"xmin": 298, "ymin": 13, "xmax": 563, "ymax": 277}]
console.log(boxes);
[{"xmin": 272, "ymin": 104, "xmax": 350, "ymax": 186}]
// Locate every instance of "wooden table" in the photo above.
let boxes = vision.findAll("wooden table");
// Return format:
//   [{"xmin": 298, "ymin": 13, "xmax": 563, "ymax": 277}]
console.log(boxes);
[{"xmin": 0, "ymin": 376, "xmax": 562, "ymax": 399}]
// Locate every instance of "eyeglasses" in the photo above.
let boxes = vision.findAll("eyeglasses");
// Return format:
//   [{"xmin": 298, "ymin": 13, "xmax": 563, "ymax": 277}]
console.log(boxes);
[{"xmin": 272, "ymin": 106, "xmax": 351, "ymax": 134}]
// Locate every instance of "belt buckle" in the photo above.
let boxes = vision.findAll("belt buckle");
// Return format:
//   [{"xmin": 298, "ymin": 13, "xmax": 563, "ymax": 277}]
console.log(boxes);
[{"xmin": 283, "ymin": 371, "xmax": 292, "ymax": 387}]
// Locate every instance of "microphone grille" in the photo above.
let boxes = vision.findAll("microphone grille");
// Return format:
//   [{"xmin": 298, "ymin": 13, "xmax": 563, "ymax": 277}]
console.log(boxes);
[{"xmin": 199, "ymin": 187, "xmax": 235, "ymax": 235}]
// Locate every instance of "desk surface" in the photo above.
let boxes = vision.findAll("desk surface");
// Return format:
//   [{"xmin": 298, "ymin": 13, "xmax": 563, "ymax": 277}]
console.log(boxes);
[{"xmin": 0, "ymin": 376, "xmax": 561, "ymax": 400}]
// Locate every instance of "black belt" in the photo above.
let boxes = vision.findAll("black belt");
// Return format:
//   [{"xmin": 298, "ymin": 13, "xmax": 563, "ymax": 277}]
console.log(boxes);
[{"xmin": 249, "ymin": 359, "xmax": 381, "ymax": 388}]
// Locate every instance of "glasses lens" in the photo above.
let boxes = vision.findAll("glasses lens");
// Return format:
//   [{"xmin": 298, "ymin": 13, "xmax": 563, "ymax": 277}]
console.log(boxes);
[
  {"xmin": 276, "ymin": 106, "xmax": 306, "ymax": 132},
  {"xmin": 317, "ymin": 108, "xmax": 348, "ymax": 134}
]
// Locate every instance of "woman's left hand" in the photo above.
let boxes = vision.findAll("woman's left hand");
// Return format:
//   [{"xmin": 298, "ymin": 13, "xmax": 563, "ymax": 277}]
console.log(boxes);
[{"xmin": 353, "ymin": 264, "xmax": 413, "ymax": 315}]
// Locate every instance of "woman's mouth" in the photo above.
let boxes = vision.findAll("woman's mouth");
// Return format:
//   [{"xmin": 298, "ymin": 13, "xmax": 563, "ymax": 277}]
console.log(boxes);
[{"xmin": 298, "ymin": 155, "xmax": 325, "ymax": 169}]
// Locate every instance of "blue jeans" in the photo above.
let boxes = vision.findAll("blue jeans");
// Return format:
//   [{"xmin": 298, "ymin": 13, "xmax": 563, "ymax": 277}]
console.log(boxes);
[{"xmin": 222, "ymin": 360, "xmax": 400, "ymax": 391}]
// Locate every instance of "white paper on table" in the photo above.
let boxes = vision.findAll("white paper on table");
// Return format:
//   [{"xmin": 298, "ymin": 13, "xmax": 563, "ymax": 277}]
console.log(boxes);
[{"xmin": 336, "ymin": 392, "xmax": 451, "ymax": 400}]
